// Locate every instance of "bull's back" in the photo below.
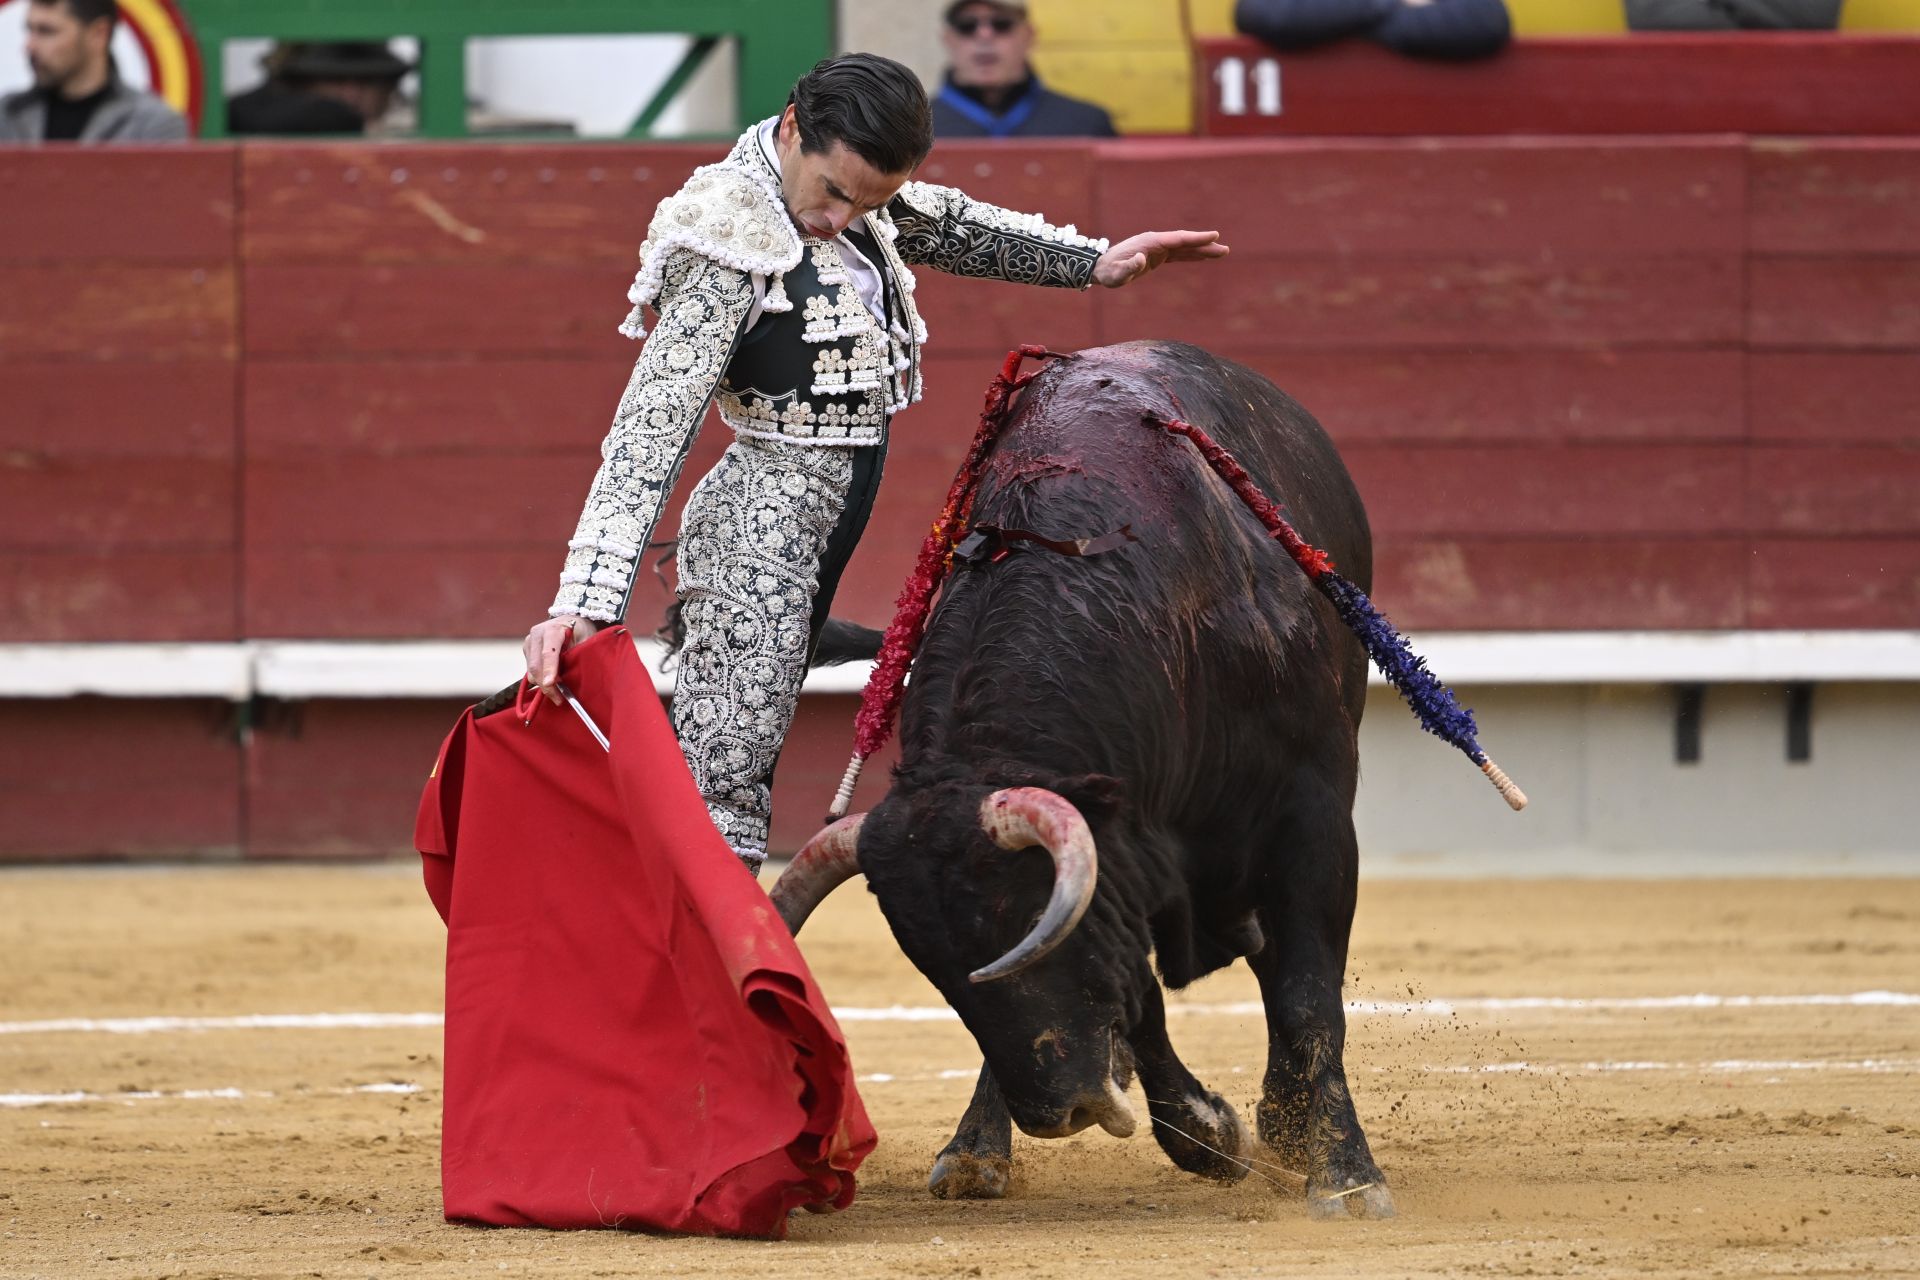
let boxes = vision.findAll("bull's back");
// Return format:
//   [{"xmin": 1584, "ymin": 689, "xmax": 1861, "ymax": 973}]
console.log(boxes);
[
  {"xmin": 901, "ymin": 341, "xmax": 1371, "ymax": 806},
  {"xmin": 980, "ymin": 342, "xmax": 1370, "ymax": 591}
]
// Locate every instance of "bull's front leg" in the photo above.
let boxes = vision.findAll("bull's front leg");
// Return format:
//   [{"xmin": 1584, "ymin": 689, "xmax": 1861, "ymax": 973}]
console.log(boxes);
[
  {"xmin": 1129, "ymin": 985, "xmax": 1255, "ymax": 1183},
  {"xmin": 928, "ymin": 1062, "xmax": 1012, "ymax": 1199},
  {"xmin": 1250, "ymin": 817, "xmax": 1395, "ymax": 1219}
]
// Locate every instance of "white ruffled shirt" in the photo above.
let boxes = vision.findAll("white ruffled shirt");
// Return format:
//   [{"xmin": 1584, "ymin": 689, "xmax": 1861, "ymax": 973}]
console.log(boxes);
[{"xmin": 748, "ymin": 117, "xmax": 888, "ymax": 333}]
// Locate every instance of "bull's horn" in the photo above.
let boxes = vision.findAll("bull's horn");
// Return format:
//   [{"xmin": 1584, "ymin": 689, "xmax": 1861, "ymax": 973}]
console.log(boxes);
[
  {"xmin": 969, "ymin": 788, "xmax": 1098, "ymax": 984},
  {"xmin": 768, "ymin": 813, "xmax": 865, "ymax": 935}
]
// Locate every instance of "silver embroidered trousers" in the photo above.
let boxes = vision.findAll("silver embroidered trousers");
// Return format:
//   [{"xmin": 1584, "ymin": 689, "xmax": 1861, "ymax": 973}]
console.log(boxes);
[{"xmin": 670, "ymin": 436, "xmax": 858, "ymax": 874}]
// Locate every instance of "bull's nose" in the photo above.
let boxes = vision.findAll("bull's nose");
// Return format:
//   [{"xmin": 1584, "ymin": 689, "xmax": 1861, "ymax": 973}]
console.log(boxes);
[
  {"xmin": 1021, "ymin": 1107, "xmax": 1095, "ymax": 1140},
  {"xmin": 1018, "ymin": 1076, "xmax": 1138, "ymax": 1140}
]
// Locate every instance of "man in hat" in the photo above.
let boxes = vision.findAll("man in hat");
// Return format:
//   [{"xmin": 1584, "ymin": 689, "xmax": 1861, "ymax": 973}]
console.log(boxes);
[
  {"xmin": 227, "ymin": 41, "xmax": 410, "ymax": 135},
  {"xmin": 1, "ymin": 0, "xmax": 187, "ymax": 142},
  {"xmin": 523, "ymin": 53, "xmax": 1223, "ymax": 874},
  {"xmin": 934, "ymin": 0, "xmax": 1117, "ymax": 138}
]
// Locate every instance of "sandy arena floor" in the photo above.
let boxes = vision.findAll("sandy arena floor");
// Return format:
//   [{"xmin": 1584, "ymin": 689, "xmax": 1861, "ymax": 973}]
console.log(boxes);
[{"xmin": 1, "ymin": 864, "xmax": 1916, "ymax": 1279}]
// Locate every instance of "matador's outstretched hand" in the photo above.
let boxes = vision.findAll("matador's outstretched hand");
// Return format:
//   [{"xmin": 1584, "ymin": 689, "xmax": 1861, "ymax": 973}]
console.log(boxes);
[{"xmin": 1093, "ymin": 229, "xmax": 1229, "ymax": 289}]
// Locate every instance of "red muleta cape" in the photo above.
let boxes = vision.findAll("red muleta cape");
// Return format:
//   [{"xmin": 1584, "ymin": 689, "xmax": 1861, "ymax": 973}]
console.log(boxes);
[{"xmin": 414, "ymin": 627, "xmax": 875, "ymax": 1239}]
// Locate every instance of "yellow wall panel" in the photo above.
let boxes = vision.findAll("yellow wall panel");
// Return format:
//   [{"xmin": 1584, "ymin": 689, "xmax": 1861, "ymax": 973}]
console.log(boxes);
[
  {"xmin": 1030, "ymin": 45, "xmax": 1193, "ymax": 132},
  {"xmin": 1841, "ymin": 0, "xmax": 1920, "ymax": 29},
  {"xmin": 1026, "ymin": 0, "xmax": 1187, "ymax": 42},
  {"xmin": 1187, "ymin": 0, "xmax": 1239, "ymax": 38},
  {"xmin": 1506, "ymin": 0, "xmax": 1627, "ymax": 33}
]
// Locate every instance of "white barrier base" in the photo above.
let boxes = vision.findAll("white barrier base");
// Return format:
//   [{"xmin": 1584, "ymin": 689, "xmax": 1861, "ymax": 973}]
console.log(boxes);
[{"xmin": 1, "ymin": 630, "xmax": 1917, "ymax": 699}]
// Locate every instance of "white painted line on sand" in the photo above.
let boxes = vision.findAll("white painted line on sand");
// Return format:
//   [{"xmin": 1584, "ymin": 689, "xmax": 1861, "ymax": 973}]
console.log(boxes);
[
  {"xmin": 0, "ymin": 1012, "xmax": 447, "ymax": 1036},
  {"xmin": 0, "ymin": 1083, "xmax": 420, "ymax": 1109},
  {"xmin": 1417, "ymin": 1057, "xmax": 1920, "ymax": 1075},
  {"xmin": 1, "ymin": 992, "xmax": 1912, "ymax": 1038},
  {"xmin": 853, "ymin": 1057, "xmax": 1920, "ymax": 1087}
]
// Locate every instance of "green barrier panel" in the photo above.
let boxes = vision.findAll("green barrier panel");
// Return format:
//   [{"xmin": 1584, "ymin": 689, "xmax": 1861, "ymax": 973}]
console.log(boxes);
[{"xmin": 179, "ymin": 0, "xmax": 833, "ymax": 138}]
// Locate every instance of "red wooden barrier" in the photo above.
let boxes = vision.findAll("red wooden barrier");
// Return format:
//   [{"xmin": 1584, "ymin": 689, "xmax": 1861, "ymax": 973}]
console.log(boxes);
[
  {"xmin": 1195, "ymin": 35, "xmax": 1920, "ymax": 137},
  {"xmin": 240, "ymin": 695, "xmax": 898, "ymax": 859},
  {"xmin": 0, "ymin": 149, "xmax": 238, "ymax": 644},
  {"xmin": 2, "ymin": 134, "xmax": 1919, "ymax": 859},
  {"xmin": 0, "ymin": 699, "xmax": 240, "ymax": 859}
]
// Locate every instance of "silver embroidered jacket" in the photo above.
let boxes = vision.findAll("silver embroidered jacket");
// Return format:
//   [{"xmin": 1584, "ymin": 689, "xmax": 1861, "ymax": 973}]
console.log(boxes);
[{"xmin": 551, "ymin": 120, "xmax": 1110, "ymax": 623}]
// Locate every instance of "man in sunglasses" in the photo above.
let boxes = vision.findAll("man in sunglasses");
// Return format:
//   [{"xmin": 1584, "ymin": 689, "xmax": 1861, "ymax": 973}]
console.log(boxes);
[{"xmin": 934, "ymin": 0, "xmax": 1117, "ymax": 138}]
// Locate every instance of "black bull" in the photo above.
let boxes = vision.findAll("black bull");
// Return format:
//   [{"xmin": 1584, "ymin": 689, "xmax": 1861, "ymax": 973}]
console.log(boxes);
[{"xmin": 774, "ymin": 341, "xmax": 1396, "ymax": 1219}]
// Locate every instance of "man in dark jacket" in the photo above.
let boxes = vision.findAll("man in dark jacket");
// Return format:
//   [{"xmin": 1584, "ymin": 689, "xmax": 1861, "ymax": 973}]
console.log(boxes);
[
  {"xmin": 1235, "ymin": 0, "xmax": 1511, "ymax": 61},
  {"xmin": 0, "ymin": 0, "xmax": 187, "ymax": 142},
  {"xmin": 933, "ymin": 0, "xmax": 1118, "ymax": 138}
]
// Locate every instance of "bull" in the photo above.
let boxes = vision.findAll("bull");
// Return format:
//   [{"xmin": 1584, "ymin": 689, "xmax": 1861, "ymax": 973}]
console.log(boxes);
[{"xmin": 771, "ymin": 340, "xmax": 1397, "ymax": 1219}]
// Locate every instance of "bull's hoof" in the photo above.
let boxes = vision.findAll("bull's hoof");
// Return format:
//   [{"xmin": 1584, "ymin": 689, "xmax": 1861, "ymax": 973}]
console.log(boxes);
[
  {"xmin": 928, "ymin": 1152, "xmax": 1011, "ymax": 1200},
  {"xmin": 1152, "ymin": 1091, "xmax": 1254, "ymax": 1183},
  {"xmin": 1306, "ymin": 1176, "xmax": 1396, "ymax": 1221}
]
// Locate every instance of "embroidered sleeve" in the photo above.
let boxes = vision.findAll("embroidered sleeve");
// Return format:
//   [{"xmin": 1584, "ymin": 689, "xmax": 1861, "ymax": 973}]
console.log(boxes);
[
  {"xmin": 887, "ymin": 181, "xmax": 1107, "ymax": 290},
  {"xmin": 550, "ymin": 249, "xmax": 754, "ymax": 623}
]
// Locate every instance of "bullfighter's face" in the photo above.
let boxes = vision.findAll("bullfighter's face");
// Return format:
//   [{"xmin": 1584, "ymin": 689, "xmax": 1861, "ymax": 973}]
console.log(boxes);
[
  {"xmin": 859, "ymin": 785, "xmax": 1150, "ymax": 1140},
  {"xmin": 773, "ymin": 105, "xmax": 911, "ymax": 241}
]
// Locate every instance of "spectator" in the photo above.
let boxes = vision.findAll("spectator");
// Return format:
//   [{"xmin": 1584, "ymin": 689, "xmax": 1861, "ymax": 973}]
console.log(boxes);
[
  {"xmin": 1235, "ymin": 0, "xmax": 1512, "ymax": 61},
  {"xmin": 227, "ymin": 41, "xmax": 410, "ymax": 136},
  {"xmin": 1625, "ymin": 0, "xmax": 1840, "ymax": 28},
  {"xmin": 932, "ymin": 0, "xmax": 1117, "ymax": 138},
  {"xmin": 0, "ymin": 0, "xmax": 187, "ymax": 142}
]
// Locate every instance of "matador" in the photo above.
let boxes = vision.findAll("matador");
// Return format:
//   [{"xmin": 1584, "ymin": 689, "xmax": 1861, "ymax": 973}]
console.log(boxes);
[{"xmin": 524, "ymin": 53, "xmax": 1226, "ymax": 873}]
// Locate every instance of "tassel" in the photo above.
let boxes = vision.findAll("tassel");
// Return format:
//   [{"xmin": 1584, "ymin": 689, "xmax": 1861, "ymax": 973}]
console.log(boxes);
[{"xmin": 763, "ymin": 272, "xmax": 792, "ymax": 313}]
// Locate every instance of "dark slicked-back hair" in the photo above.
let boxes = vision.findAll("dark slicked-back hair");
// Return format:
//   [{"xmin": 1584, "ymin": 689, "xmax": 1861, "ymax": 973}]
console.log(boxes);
[
  {"xmin": 787, "ymin": 53, "xmax": 933, "ymax": 176},
  {"xmin": 36, "ymin": 0, "xmax": 118, "ymax": 28}
]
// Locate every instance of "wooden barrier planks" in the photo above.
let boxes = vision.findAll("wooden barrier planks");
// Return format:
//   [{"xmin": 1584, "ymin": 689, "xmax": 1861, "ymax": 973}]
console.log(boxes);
[
  {"xmin": 0, "ymin": 698, "xmax": 241, "ymax": 860},
  {"xmin": 0, "ymin": 553, "xmax": 239, "ymax": 643},
  {"xmin": 242, "ymin": 357, "xmax": 624, "ymax": 455},
  {"xmin": 1246, "ymin": 351, "xmax": 1747, "ymax": 445},
  {"xmin": 1096, "ymin": 254, "xmax": 1745, "ymax": 351},
  {"xmin": 236, "ymin": 694, "xmax": 895, "ymax": 858},
  {"xmin": 0, "ymin": 362, "xmax": 235, "ymax": 457},
  {"xmin": 0, "ymin": 137, "xmax": 1913, "ymax": 650},
  {"xmin": 1749, "ymin": 353, "xmax": 1920, "ymax": 445},
  {"xmin": 0, "ymin": 150, "xmax": 239, "ymax": 645},
  {"xmin": 244, "ymin": 697, "xmax": 468, "ymax": 857},
  {"xmin": 1195, "ymin": 35, "xmax": 1920, "ymax": 137},
  {"xmin": 240, "ymin": 144, "xmax": 717, "ymax": 266},
  {"xmin": 1344, "ymin": 444, "xmax": 1748, "ymax": 539},
  {"xmin": 1749, "ymin": 141, "xmax": 1920, "ymax": 255},
  {"xmin": 1749, "ymin": 539, "xmax": 1920, "ymax": 630},
  {"xmin": 9, "ymin": 135, "xmax": 1920, "ymax": 860},
  {"xmin": 1372, "ymin": 538, "xmax": 1751, "ymax": 631},
  {"xmin": 1749, "ymin": 447, "xmax": 1920, "ymax": 536},
  {"xmin": 0, "ymin": 148, "xmax": 236, "ymax": 261},
  {"xmin": 1094, "ymin": 138, "xmax": 1747, "ymax": 258},
  {"xmin": 0, "ymin": 265, "xmax": 236, "ymax": 361},
  {"xmin": 1750, "ymin": 257, "xmax": 1920, "ymax": 349}
]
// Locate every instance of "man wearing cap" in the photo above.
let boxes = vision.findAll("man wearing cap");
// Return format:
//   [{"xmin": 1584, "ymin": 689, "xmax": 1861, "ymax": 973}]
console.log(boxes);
[
  {"xmin": 227, "ymin": 41, "xmax": 410, "ymax": 135},
  {"xmin": 934, "ymin": 0, "xmax": 1118, "ymax": 138},
  {"xmin": 523, "ymin": 53, "xmax": 1222, "ymax": 874}
]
